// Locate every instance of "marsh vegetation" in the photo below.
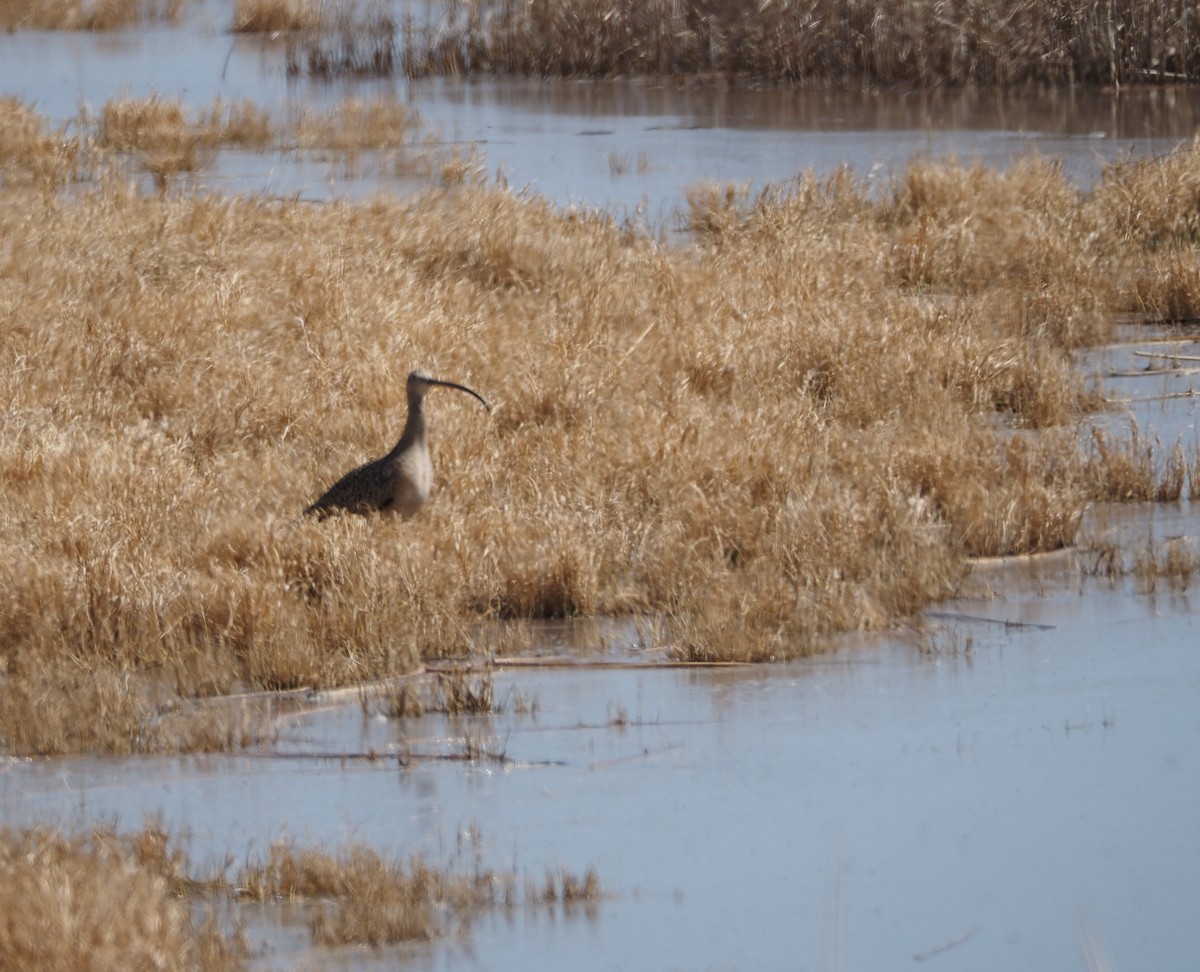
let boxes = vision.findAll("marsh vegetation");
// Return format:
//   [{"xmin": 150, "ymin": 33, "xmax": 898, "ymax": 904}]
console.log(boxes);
[
  {"xmin": 0, "ymin": 821, "xmax": 600, "ymax": 969},
  {"xmin": 3, "ymin": 86, "xmax": 1199, "ymax": 755},
  {"xmin": 2, "ymin": 9, "xmax": 1197, "ymax": 971},
  {"xmin": 6, "ymin": 0, "xmax": 1199, "ymax": 86},
  {"xmin": 218, "ymin": 0, "xmax": 1200, "ymax": 85}
]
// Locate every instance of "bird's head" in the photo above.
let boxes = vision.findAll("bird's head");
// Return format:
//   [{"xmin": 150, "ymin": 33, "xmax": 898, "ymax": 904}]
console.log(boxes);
[{"xmin": 407, "ymin": 369, "xmax": 491, "ymax": 412}]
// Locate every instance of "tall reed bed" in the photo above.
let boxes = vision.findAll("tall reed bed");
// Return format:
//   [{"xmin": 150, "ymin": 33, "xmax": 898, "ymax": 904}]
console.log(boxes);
[
  {"xmin": 284, "ymin": 0, "xmax": 1200, "ymax": 84},
  {"xmin": 4, "ymin": 0, "xmax": 1196, "ymax": 85},
  {"xmin": 2, "ymin": 101, "xmax": 1199, "ymax": 751}
]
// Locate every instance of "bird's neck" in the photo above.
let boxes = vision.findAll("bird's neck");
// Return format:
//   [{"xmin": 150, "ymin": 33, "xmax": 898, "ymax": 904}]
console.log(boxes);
[{"xmin": 387, "ymin": 402, "xmax": 426, "ymax": 458}]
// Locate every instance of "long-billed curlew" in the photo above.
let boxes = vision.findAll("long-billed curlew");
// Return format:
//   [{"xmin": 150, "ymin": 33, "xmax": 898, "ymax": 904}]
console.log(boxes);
[{"xmin": 305, "ymin": 369, "xmax": 490, "ymax": 518}]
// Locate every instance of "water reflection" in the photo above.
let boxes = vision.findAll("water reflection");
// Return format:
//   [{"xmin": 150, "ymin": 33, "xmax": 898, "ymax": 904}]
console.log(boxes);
[{"xmin": 3, "ymin": 18, "xmax": 1198, "ymax": 210}]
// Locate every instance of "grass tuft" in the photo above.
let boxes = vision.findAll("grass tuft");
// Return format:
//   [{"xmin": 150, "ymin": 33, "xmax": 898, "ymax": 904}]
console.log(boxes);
[
  {"xmin": 240, "ymin": 839, "xmax": 599, "ymax": 945},
  {"xmin": 0, "ymin": 825, "xmax": 244, "ymax": 971}
]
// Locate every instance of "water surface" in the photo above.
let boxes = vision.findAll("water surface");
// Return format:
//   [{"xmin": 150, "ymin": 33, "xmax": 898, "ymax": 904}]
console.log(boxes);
[
  {"xmin": 3, "ymin": 5, "xmax": 1199, "ymax": 213},
  {"xmin": 2, "ymin": 556, "xmax": 1196, "ymax": 972}
]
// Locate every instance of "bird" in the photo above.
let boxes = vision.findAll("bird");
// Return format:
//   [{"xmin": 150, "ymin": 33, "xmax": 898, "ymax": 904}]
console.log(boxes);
[{"xmin": 305, "ymin": 369, "xmax": 490, "ymax": 519}]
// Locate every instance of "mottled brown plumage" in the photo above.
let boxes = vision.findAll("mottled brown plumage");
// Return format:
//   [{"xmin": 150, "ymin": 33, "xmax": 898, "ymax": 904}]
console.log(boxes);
[{"xmin": 305, "ymin": 370, "xmax": 490, "ymax": 518}]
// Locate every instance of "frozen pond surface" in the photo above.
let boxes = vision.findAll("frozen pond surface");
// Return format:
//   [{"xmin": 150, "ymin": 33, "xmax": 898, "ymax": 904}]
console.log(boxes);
[{"xmin": 2, "ymin": 6, "xmax": 1199, "ymax": 970}]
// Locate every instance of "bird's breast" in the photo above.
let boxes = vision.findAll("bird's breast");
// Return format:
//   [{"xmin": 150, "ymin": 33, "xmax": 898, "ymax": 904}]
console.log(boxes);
[{"xmin": 391, "ymin": 447, "xmax": 434, "ymax": 518}]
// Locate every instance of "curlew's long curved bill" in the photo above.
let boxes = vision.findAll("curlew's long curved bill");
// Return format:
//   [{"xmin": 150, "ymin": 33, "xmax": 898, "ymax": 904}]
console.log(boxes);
[{"xmin": 428, "ymin": 377, "xmax": 491, "ymax": 412}]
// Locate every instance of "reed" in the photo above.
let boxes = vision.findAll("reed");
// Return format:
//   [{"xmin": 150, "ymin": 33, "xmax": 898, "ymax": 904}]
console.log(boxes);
[
  {"xmin": 231, "ymin": 0, "xmax": 320, "ymax": 33},
  {"xmin": 282, "ymin": 3, "xmax": 398, "ymax": 77},
  {"xmin": 1134, "ymin": 537, "xmax": 1198, "ymax": 592},
  {"xmin": 5, "ymin": 0, "xmax": 1197, "ymax": 84},
  {"xmin": 386, "ymin": 0, "xmax": 1200, "ymax": 85},
  {"xmin": 83, "ymin": 93, "xmax": 450, "ymax": 188},
  {"xmin": 1085, "ymin": 425, "xmax": 1189, "ymax": 501}
]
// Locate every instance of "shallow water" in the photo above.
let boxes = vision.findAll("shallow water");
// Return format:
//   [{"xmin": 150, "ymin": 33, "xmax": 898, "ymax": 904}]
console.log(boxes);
[
  {"xmin": 1079, "ymin": 327, "xmax": 1200, "ymax": 449},
  {"xmin": 3, "ymin": 557, "xmax": 1197, "ymax": 972},
  {"xmin": 3, "ymin": 2, "xmax": 1200, "ymax": 214},
  {"xmin": 3, "ymin": 7, "xmax": 1200, "ymax": 970}
]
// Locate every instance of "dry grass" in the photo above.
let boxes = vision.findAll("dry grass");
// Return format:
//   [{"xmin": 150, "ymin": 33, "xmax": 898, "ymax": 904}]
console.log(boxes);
[
  {"xmin": 1135, "ymin": 536, "xmax": 1198, "ymax": 591},
  {"xmin": 384, "ymin": 0, "xmax": 1200, "ymax": 84},
  {"xmin": 1086, "ymin": 141, "xmax": 1200, "ymax": 320},
  {"xmin": 1086, "ymin": 424, "xmax": 1190, "ymax": 501},
  {"xmin": 370, "ymin": 668, "xmax": 500, "ymax": 718},
  {"xmin": 1086, "ymin": 534, "xmax": 1199, "ymax": 588},
  {"xmin": 4, "ymin": 102, "xmax": 1200, "ymax": 747},
  {"xmin": 97, "ymin": 95, "xmax": 277, "ymax": 157},
  {"xmin": 0, "ymin": 0, "xmax": 183, "ymax": 31},
  {"xmin": 238, "ymin": 839, "xmax": 600, "ymax": 945},
  {"xmin": 0, "ymin": 824, "xmax": 244, "ymax": 971},
  {"xmin": 0, "ymin": 821, "xmax": 597, "ymax": 964},
  {"xmin": 0, "ymin": 98, "xmax": 81, "ymax": 190},
  {"xmin": 291, "ymin": 97, "xmax": 419, "ymax": 152},
  {"xmin": 240, "ymin": 844, "xmax": 470, "ymax": 943},
  {"xmin": 231, "ymin": 0, "xmax": 321, "ymax": 33},
  {"xmin": 5, "ymin": 0, "xmax": 1197, "ymax": 83},
  {"xmin": 0, "ymin": 93, "xmax": 440, "ymax": 192}
]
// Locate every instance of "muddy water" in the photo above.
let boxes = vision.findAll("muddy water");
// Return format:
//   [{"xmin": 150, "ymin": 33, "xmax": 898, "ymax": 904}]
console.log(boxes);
[{"xmin": 2, "ymin": 7, "xmax": 1200, "ymax": 971}]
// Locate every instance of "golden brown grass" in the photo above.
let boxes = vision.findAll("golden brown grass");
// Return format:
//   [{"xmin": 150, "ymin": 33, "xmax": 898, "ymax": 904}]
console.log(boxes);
[
  {"xmin": 231, "ymin": 0, "xmax": 320, "ymax": 33},
  {"xmin": 0, "ymin": 0, "xmax": 183, "ymax": 31},
  {"xmin": 369, "ymin": 668, "xmax": 501, "ymax": 718},
  {"xmin": 1086, "ymin": 425, "xmax": 1191, "ymax": 501},
  {"xmin": 0, "ymin": 98, "xmax": 84, "ymax": 190},
  {"xmin": 4, "ymin": 101, "xmax": 1200, "ymax": 749},
  {"xmin": 240, "ymin": 844, "xmax": 470, "ymax": 943},
  {"xmin": 67, "ymin": 93, "xmax": 442, "ymax": 188},
  {"xmin": 238, "ymin": 839, "xmax": 601, "ymax": 945},
  {"xmin": 97, "ymin": 95, "xmax": 277, "ymax": 153},
  {"xmin": 0, "ymin": 821, "xmax": 597, "ymax": 964},
  {"xmin": 0, "ymin": 824, "xmax": 244, "ymax": 971},
  {"xmin": 1087, "ymin": 140, "xmax": 1200, "ymax": 320}
]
